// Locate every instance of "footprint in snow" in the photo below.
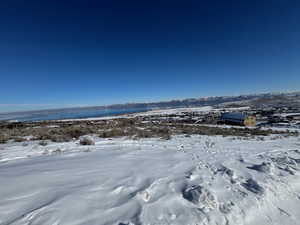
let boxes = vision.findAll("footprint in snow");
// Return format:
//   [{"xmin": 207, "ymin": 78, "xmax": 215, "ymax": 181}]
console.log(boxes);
[
  {"xmin": 246, "ymin": 162, "xmax": 272, "ymax": 173},
  {"xmin": 241, "ymin": 178, "xmax": 264, "ymax": 195}
]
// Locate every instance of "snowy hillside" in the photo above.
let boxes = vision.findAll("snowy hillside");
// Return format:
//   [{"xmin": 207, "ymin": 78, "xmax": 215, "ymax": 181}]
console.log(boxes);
[{"xmin": 1, "ymin": 134, "xmax": 300, "ymax": 225}]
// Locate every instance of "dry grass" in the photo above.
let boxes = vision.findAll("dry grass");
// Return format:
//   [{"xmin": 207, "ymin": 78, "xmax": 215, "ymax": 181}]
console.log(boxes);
[{"xmin": 0, "ymin": 118, "xmax": 298, "ymax": 144}]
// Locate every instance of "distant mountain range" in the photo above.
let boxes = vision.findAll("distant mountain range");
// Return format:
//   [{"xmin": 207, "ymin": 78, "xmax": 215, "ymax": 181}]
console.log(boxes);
[
  {"xmin": 108, "ymin": 91, "xmax": 300, "ymax": 110},
  {"xmin": 1, "ymin": 91, "xmax": 300, "ymax": 122}
]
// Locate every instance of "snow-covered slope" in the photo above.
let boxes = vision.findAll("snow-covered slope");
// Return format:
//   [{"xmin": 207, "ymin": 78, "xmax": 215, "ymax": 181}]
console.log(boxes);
[{"xmin": 0, "ymin": 135, "xmax": 300, "ymax": 225}]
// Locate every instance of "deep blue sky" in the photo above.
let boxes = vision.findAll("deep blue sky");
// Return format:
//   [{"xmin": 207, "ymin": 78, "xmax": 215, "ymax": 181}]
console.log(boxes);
[{"xmin": 0, "ymin": 0, "xmax": 300, "ymax": 112}]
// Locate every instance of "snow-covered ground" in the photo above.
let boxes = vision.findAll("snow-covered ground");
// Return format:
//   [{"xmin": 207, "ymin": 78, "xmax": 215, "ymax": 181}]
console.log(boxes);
[
  {"xmin": 135, "ymin": 106, "xmax": 214, "ymax": 116},
  {"xmin": 57, "ymin": 106, "xmax": 251, "ymax": 122},
  {"xmin": 1, "ymin": 134, "xmax": 300, "ymax": 225}
]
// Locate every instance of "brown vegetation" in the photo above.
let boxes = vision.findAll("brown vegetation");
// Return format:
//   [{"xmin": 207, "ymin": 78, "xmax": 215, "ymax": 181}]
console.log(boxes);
[
  {"xmin": 0, "ymin": 117, "xmax": 298, "ymax": 144},
  {"xmin": 80, "ymin": 136, "xmax": 95, "ymax": 145}
]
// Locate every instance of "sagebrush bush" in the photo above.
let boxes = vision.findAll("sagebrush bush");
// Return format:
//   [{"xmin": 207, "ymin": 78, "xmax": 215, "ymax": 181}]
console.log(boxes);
[
  {"xmin": 14, "ymin": 137, "xmax": 26, "ymax": 142},
  {"xmin": 39, "ymin": 140, "xmax": 48, "ymax": 146},
  {"xmin": 0, "ymin": 117, "xmax": 298, "ymax": 144},
  {"xmin": 80, "ymin": 136, "xmax": 95, "ymax": 145},
  {"xmin": 99, "ymin": 128, "xmax": 126, "ymax": 138},
  {"xmin": 0, "ymin": 136, "xmax": 8, "ymax": 144}
]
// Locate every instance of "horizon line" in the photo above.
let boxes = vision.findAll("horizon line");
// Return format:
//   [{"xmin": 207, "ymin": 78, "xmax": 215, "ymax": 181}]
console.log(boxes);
[{"xmin": 1, "ymin": 90, "xmax": 299, "ymax": 115}]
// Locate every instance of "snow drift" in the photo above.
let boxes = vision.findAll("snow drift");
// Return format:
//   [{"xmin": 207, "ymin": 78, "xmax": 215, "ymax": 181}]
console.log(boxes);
[{"xmin": 0, "ymin": 135, "xmax": 300, "ymax": 225}]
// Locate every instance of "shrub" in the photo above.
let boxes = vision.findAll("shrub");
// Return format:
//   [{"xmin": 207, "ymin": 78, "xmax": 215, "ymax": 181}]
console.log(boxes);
[
  {"xmin": 99, "ymin": 128, "xmax": 126, "ymax": 138},
  {"xmin": 65, "ymin": 126, "xmax": 87, "ymax": 139},
  {"xmin": 160, "ymin": 133, "xmax": 171, "ymax": 140},
  {"xmin": 135, "ymin": 129, "xmax": 152, "ymax": 138},
  {"xmin": 14, "ymin": 137, "xmax": 26, "ymax": 142},
  {"xmin": 0, "ymin": 134, "xmax": 8, "ymax": 144},
  {"xmin": 150, "ymin": 126, "xmax": 171, "ymax": 138},
  {"xmin": 39, "ymin": 140, "xmax": 48, "ymax": 146},
  {"xmin": 49, "ymin": 134, "xmax": 71, "ymax": 142},
  {"xmin": 79, "ymin": 136, "xmax": 95, "ymax": 145},
  {"xmin": 116, "ymin": 118, "xmax": 136, "ymax": 127}
]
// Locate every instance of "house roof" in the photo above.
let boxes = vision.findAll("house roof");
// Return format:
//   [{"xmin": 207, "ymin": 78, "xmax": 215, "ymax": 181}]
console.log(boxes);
[{"xmin": 221, "ymin": 112, "xmax": 246, "ymax": 121}]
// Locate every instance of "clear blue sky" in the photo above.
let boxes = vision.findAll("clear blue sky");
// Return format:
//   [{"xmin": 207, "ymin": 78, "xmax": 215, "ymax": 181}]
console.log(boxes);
[{"xmin": 0, "ymin": 0, "xmax": 300, "ymax": 112}]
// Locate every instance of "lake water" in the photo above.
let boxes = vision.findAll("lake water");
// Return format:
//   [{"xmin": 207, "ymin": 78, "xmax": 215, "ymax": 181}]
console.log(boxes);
[{"xmin": 0, "ymin": 107, "xmax": 149, "ymax": 122}]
